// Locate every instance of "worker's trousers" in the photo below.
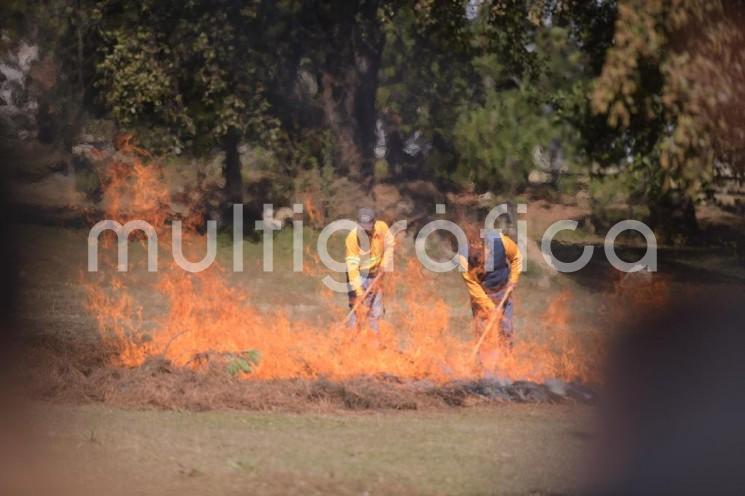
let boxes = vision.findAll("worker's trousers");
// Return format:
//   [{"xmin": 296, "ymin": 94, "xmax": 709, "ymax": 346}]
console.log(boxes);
[
  {"xmin": 346, "ymin": 274, "xmax": 384, "ymax": 331},
  {"xmin": 475, "ymin": 284, "xmax": 514, "ymax": 340}
]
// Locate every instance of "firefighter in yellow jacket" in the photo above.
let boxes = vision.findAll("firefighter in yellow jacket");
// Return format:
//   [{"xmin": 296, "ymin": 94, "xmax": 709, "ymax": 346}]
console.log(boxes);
[
  {"xmin": 459, "ymin": 230, "xmax": 521, "ymax": 343},
  {"xmin": 345, "ymin": 208, "xmax": 390, "ymax": 331}
]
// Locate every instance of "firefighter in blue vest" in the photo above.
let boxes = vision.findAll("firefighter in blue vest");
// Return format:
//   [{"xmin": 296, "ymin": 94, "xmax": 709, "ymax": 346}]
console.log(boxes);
[{"xmin": 459, "ymin": 230, "xmax": 522, "ymax": 344}]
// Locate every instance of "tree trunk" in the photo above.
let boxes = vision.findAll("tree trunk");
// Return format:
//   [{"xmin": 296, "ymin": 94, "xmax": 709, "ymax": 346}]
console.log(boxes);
[
  {"xmin": 223, "ymin": 128, "xmax": 243, "ymax": 205},
  {"xmin": 319, "ymin": 53, "xmax": 382, "ymax": 180},
  {"xmin": 649, "ymin": 191, "xmax": 699, "ymax": 241},
  {"xmin": 353, "ymin": 41, "xmax": 382, "ymax": 178},
  {"xmin": 320, "ymin": 71, "xmax": 363, "ymax": 178},
  {"xmin": 314, "ymin": 0, "xmax": 384, "ymax": 180}
]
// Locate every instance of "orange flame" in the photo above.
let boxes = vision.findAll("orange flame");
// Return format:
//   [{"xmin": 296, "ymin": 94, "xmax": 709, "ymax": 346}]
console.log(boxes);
[
  {"xmin": 84, "ymin": 144, "xmax": 601, "ymax": 383},
  {"xmin": 302, "ymin": 192, "xmax": 324, "ymax": 227}
]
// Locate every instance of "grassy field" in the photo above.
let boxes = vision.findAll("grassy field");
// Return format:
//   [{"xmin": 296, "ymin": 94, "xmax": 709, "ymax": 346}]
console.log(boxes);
[
  {"xmin": 9, "ymin": 402, "xmax": 593, "ymax": 496},
  {"xmin": 9, "ymin": 205, "xmax": 745, "ymax": 495}
]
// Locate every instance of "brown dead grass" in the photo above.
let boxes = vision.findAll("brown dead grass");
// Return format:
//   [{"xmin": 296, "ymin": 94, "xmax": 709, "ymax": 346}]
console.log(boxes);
[{"xmin": 18, "ymin": 336, "xmax": 585, "ymax": 412}]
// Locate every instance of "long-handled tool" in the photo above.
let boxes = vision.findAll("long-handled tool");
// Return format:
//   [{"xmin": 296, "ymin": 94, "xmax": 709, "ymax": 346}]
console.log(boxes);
[
  {"xmin": 470, "ymin": 285, "xmax": 514, "ymax": 362},
  {"xmin": 343, "ymin": 271, "xmax": 384, "ymax": 325}
]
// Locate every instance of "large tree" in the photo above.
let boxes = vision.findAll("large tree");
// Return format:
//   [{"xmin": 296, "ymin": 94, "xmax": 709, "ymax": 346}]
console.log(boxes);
[
  {"xmin": 11, "ymin": 0, "xmax": 739, "ymax": 237},
  {"xmin": 376, "ymin": 0, "xmax": 617, "ymax": 192},
  {"xmin": 93, "ymin": 0, "xmax": 278, "ymax": 204},
  {"xmin": 254, "ymin": 0, "xmax": 390, "ymax": 180},
  {"xmin": 592, "ymin": 0, "xmax": 745, "ymax": 232}
]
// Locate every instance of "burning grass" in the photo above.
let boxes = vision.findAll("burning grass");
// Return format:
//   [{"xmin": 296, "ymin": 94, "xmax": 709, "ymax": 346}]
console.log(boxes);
[
  {"xmin": 20, "ymin": 139, "xmax": 610, "ymax": 410},
  {"xmin": 20, "ymin": 336, "xmax": 594, "ymax": 412},
  {"xmin": 86, "ymin": 263, "xmax": 597, "ymax": 383}
]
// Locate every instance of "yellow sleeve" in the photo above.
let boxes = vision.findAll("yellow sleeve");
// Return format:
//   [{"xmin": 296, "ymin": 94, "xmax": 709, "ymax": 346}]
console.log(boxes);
[
  {"xmin": 502, "ymin": 234, "xmax": 522, "ymax": 285},
  {"xmin": 459, "ymin": 256, "xmax": 496, "ymax": 314},
  {"xmin": 377, "ymin": 221, "xmax": 393, "ymax": 269},
  {"xmin": 345, "ymin": 230, "xmax": 362, "ymax": 294}
]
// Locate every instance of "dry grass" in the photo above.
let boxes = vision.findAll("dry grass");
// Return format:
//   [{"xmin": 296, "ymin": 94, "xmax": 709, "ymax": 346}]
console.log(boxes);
[{"xmin": 18, "ymin": 336, "xmax": 591, "ymax": 412}]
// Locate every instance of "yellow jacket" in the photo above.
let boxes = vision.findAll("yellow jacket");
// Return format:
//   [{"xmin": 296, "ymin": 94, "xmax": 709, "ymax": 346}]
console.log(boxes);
[
  {"xmin": 345, "ymin": 220, "xmax": 390, "ymax": 295},
  {"xmin": 459, "ymin": 233, "xmax": 521, "ymax": 314}
]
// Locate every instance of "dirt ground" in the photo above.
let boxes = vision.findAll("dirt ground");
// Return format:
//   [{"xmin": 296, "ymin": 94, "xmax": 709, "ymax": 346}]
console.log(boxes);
[{"xmin": 2, "ymin": 402, "xmax": 594, "ymax": 496}]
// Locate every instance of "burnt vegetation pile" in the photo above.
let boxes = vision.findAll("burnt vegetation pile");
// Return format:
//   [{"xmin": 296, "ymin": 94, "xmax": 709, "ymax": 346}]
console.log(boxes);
[{"xmin": 17, "ymin": 336, "xmax": 595, "ymax": 412}]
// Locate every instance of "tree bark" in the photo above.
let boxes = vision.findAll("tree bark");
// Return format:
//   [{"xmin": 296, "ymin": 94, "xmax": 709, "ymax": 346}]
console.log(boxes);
[
  {"xmin": 312, "ymin": 0, "xmax": 384, "ymax": 180},
  {"xmin": 320, "ymin": 71, "xmax": 363, "ymax": 178},
  {"xmin": 223, "ymin": 128, "xmax": 243, "ymax": 205},
  {"xmin": 353, "ymin": 40, "xmax": 382, "ymax": 177}
]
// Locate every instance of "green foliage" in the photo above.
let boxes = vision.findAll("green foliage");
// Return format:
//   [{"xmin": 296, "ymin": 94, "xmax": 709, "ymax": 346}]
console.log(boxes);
[
  {"xmin": 589, "ymin": 172, "xmax": 631, "ymax": 209},
  {"xmin": 377, "ymin": 1, "xmax": 477, "ymax": 177},
  {"xmin": 275, "ymin": 128, "xmax": 335, "ymax": 178},
  {"xmin": 74, "ymin": 167, "xmax": 101, "ymax": 198},
  {"xmin": 6, "ymin": 0, "xmax": 735, "ymax": 234},
  {"xmin": 450, "ymin": 24, "xmax": 589, "ymax": 193},
  {"xmin": 373, "ymin": 159, "xmax": 390, "ymax": 182},
  {"xmin": 453, "ymin": 89, "xmax": 550, "ymax": 191},
  {"xmin": 93, "ymin": 0, "xmax": 278, "ymax": 153},
  {"xmin": 226, "ymin": 350, "xmax": 261, "ymax": 376},
  {"xmin": 591, "ymin": 0, "xmax": 745, "ymax": 229}
]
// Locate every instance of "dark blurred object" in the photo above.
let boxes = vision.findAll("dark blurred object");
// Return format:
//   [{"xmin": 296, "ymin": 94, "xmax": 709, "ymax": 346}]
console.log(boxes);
[
  {"xmin": 0, "ymin": 133, "xmax": 19, "ymax": 364},
  {"xmin": 590, "ymin": 289, "xmax": 745, "ymax": 494}
]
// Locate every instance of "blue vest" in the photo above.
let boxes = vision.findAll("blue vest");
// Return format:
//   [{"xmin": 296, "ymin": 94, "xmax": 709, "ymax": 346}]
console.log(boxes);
[{"xmin": 480, "ymin": 233, "xmax": 510, "ymax": 290}]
